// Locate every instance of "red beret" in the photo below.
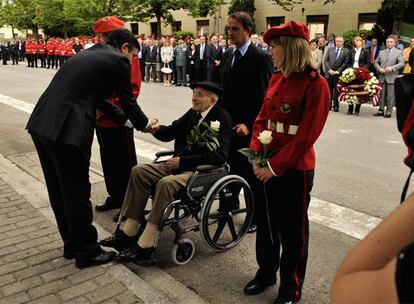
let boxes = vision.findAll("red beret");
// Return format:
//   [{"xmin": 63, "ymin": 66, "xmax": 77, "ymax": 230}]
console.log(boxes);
[
  {"xmin": 263, "ymin": 20, "xmax": 310, "ymax": 44},
  {"xmin": 93, "ymin": 16, "xmax": 125, "ymax": 33}
]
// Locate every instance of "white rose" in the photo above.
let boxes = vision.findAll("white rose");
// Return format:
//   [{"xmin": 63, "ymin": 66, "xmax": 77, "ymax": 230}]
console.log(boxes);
[
  {"xmin": 370, "ymin": 73, "xmax": 374, "ymax": 76},
  {"xmin": 210, "ymin": 120, "xmax": 220, "ymax": 132},
  {"xmin": 258, "ymin": 130, "xmax": 273, "ymax": 145}
]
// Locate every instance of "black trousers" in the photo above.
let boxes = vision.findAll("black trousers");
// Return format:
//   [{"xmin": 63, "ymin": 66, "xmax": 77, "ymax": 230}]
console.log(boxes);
[
  {"xmin": 327, "ymin": 76, "xmax": 339, "ymax": 109},
  {"xmin": 96, "ymin": 127, "xmax": 137, "ymax": 205},
  {"xmin": 255, "ymin": 169, "xmax": 314, "ymax": 301},
  {"xmin": 31, "ymin": 133, "xmax": 100, "ymax": 258},
  {"xmin": 39, "ymin": 54, "xmax": 46, "ymax": 67},
  {"xmin": 47, "ymin": 54, "xmax": 55, "ymax": 68}
]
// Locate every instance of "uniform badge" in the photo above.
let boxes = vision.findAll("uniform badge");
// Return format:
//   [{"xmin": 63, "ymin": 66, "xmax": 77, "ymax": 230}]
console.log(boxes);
[{"xmin": 280, "ymin": 103, "xmax": 292, "ymax": 114}]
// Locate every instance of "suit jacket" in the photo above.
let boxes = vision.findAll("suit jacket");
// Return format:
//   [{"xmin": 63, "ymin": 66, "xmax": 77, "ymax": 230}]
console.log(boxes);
[
  {"xmin": 348, "ymin": 48, "xmax": 370, "ymax": 68},
  {"xmin": 368, "ymin": 46, "xmax": 380, "ymax": 63},
  {"xmin": 324, "ymin": 47, "xmax": 350, "ymax": 77},
  {"xmin": 195, "ymin": 43, "xmax": 208, "ymax": 68},
  {"xmin": 206, "ymin": 44, "xmax": 222, "ymax": 69},
  {"xmin": 374, "ymin": 47, "xmax": 405, "ymax": 84},
  {"xmin": 142, "ymin": 45, "xmax": 158, "ymax": 63},
  {"xmin": 153, "ymin": 105, "xmax": 232, "ymax": 174},
  {"xmin": 26, "ymin": 44, "xmax": 148, "ymax": 153},
  {"xmin": 220, "ymin": 43, "xmax": 273, "ymax": 149}
]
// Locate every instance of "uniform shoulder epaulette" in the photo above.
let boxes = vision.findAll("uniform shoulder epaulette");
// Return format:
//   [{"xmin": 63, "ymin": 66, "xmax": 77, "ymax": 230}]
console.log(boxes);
[{"xmin": 306, "ymin": 67, "xmax": 319, "ymax": 80}]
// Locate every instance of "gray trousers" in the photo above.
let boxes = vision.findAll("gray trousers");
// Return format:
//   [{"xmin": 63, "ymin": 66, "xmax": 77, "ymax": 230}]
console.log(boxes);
[
  {"xmin": 145, "ymin": 62, "xmax": 157, "ymax": 81},
  {"xmin": 122, "ymin": 162, "xmax": 193, "ymax": 225},
  {"xmin": 176, "ymin": 65, "xmax": 187, "ymax": 85},
  {"xmin": 379, "ymin": 81, "xmax": 395, "ymax": 115}
]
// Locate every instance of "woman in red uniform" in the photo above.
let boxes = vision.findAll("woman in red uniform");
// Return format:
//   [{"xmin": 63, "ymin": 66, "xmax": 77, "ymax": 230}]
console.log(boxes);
[{"xmin": 244, "ymin": 21, "xmax": 330, "ymax": 303}]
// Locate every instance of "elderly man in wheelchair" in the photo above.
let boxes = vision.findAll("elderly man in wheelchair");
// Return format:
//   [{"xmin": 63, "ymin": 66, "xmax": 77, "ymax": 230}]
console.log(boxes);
[{"xmin": 100, "ymin": 81, "xmax": 254, "ymax": 266}]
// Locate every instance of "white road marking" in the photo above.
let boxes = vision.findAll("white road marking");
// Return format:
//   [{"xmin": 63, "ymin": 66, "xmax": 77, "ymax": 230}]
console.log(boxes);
[{"xmin": 0, "ymin": 93, "xmax": 383, "ymax": 240}]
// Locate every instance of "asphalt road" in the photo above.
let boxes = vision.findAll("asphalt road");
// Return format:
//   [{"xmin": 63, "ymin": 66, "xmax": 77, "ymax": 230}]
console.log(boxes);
[{"xmin": 0, "ymin": 63, "xmax": 409, "ymax": 303}]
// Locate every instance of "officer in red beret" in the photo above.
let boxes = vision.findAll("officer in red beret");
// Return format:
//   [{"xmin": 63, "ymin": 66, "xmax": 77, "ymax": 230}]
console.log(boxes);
[
  {"xmin": 46, "ymin": 38, "xmax": 55, "ymax": 69},
  {"xmin": 244, "ymin": 21, "xmax": 330, "ymax": 303},
  {"xmin": 92, "ymin": 16, "xmax": 145, "ymax": 221},
  {"xmin": 38, "ymin": 38, "xmax": 46, "ymax": 68}
]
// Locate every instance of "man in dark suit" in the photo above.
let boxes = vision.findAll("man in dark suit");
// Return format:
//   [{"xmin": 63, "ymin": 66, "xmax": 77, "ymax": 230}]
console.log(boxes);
[
  {"xmin": 99, "ymin": 82, "xmax": 233, "ymax": 266},
  {"xmin": 324, "ymin": 36, "xmax": 350, "ymax": 111},
  {"xmin": 368, "ymin": 37, "xmax": 381, "ymax": 76},
  {"xmin": 26, "ymin": 29, "xmax": 159, "ymax": 269},
  {"xmin": 142, "ymin": 38, "xmax": 158, "ymax": 82},
  {"xmin": 220, "ymin": 12, "xmax": 273, "ymax": 233},
  {"xmin": 195, "ymin": 36, "xmax": 208, "ymax": 82},
  {"xmin": 206, "ymin": 35, "xmax": 222, "ymax": 83}
]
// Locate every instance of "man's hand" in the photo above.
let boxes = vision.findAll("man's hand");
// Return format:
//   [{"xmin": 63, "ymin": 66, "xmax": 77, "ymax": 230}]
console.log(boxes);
[
  {"xmin": 167, "ymin": 157, "xmax": 180, "ymax": 170},
  {"xmin": 253, "ymin": 165, "xmax": 274, "ymax": 183},
  {"xmin": 234, "ymin": 124, "xmax": 250, "ymax": 136},
  {"xmin": 379, "ymin": 68, "xmax": 386, "ymax": 74},
  {"xmin": 214, "ymin": 60, "xmax": 220, "ymax": 66},
  {"xmin": 96, "ymin": 110, "xmax": 103, "ymax": 120},
  {"xmin": 328, "ymin": 69, "xmax": 336, "ymax": 76},
  {"xmin": 144, "ymin": 118, "xmax": 159, "ymax": 134},
  {"xmin": 385, "ymin": 66, "xmax": 393, "ymax": 73}
]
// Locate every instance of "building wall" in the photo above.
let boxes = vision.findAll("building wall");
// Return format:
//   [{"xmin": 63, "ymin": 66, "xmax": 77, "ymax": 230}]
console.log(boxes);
[
  {"xmin": 130, "ymin": 0, "xmax": 382, "ymax": 37},
  {"xmin": 0, "ymin": 26, "xmax": 44, "ymax": 40}
]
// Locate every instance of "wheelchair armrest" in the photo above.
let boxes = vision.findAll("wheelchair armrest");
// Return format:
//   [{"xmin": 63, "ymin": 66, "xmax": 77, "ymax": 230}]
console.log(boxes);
[
  {"xmin": 155, "ymin": 150, "xmax": 175, "ymax": 158},
  {"xmin": 196, "ymin": 164, "xmax": 226, "ymax": 173}
]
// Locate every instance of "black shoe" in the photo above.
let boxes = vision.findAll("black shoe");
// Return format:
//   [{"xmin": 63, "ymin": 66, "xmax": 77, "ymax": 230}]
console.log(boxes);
[
  {"xmin": 75, "ymin": 248, "xmax": 116, "ymax": 269},
  {"xmin": 353, "ymin": 112, "xmax": 359, "ymax": 116},
  {"xmin": 384, "ymin": 114, "xmax": 391, "ymax": 118},
  {"xmin": 113, "ymin": 211, "xmax": 127, "ymax": 223},
  {"xmin": 99, "ymin": 228, "xmax": 138, "ymax": 252},
  {"xmin": 116, "ymin": 244, "xmax": 155, "ymax": 267},
  {"xmin": 333, "ymin": 107, "xmax": 339, "ymax": 112},
  {"xmin": 274, "ymin": 298, "xmax": 298, "ymax": 304},
  {"xmin": 95, "ymin": 197, "xmax": 121, "ymax": 212},
  {"xmin": 346, "ymin": 111, "xmax": 352, "ymax": 115},
  {"xmin": 373, "ymin": 112, "xmax": 384, "ymax": 117},
  {"xmin": 244, "ymin": 275, "xmax": 276, "ymax": 295},
  {"xmin": 63, "ymin": 243, "xmax": 75, "ymax": 259},
  {"xmin": 246, "ymin": 224, "xmax": 257, "ymax": 234}
]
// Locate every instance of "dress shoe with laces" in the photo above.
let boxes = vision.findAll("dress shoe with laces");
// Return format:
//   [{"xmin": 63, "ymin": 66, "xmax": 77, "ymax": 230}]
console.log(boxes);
[
  {"xmin": 99, "ymin": 228, "xmax": 138, "ymax": 252},
  {"xmin": 116, "ymin": 244, "xmax": 155, "ymax": 267},
  {"xmin": 95, "ymin": 197, "xmax": 121, "ymax": 212},
  {"xmin": 244, "ymin": 275, "xmax": 276, "ymax": 295},
  {"xmin": 75, "ymin": 248, "xmax": 116, "ymax": 269}
]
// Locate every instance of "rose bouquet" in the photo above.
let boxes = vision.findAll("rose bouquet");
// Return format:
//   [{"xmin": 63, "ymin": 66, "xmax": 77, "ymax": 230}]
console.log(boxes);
[
  {"xmin": 338, "ymin": 68, "xmax": 381, "ymax": 104},
  {"xmin": 238, "ymin": 130, "xmax": 277, "ymax": 167},
  {"xmin": 339, "ymin": 68, "xmax": 356, "ymax": 84},
  {"xmin": 187, "ymin": 120, "xmax": 220, "ymax": 151}
]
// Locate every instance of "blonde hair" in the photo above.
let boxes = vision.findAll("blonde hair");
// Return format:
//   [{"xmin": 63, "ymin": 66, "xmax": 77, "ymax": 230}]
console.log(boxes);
[
  {"xmin": 353, "ymin": 36, "xmax": 363, "ymax": 47},
  {"xmin": 269, "ymin": 36, "xmax": 314, "ymax": 78}
]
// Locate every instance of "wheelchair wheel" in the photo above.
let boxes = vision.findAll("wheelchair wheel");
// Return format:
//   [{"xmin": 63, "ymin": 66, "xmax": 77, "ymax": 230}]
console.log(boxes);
[
  {"xmin": 200, "ymin": 175, "xmax": 254, "ymax": 251},
  {"xmin": 171, "ymin": 238, "xmax": 195, "ymax": 265}
]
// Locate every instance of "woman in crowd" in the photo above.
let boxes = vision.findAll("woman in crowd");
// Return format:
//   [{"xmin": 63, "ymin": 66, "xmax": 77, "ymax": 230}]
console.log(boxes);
[
  {"xmin": 347, "ymin": 36, "xmax": 370, "ymax": 116},
  {"xmin": 309, "ymin": 39, "xmax": 323, "ymax": 73},
  {"xmin": 244, "ymin": 21, "xmax": 330, "ymax": 303},
  {"xmin": 188, "ymin": 42, "xmax": 197, "ymax": 84},
  {"xmin": 160, "ymin": 40, "xmax": 173, "ymax": 86}
]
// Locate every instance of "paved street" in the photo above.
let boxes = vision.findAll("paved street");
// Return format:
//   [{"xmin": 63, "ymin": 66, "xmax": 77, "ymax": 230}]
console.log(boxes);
[{"xmin": 0, "ymin": 63, "xmax": 410, "ymax": 303}]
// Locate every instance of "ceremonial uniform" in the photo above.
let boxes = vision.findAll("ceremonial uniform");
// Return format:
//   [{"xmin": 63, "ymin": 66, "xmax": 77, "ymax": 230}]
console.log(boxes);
[
  {"xmin": 25, "ymin": 40, "xmax": 32, "ymax": 67},
  {"xmin": 32, "ymin": 40, "xmax": 38, "ymax": 68},
  {"xmin": 46, "ymin": 39, "xmax": 56, "ymax": 69},
  {"xmin": 38, "ymin": 40, "xmax": 46, "ymax": 68},
  {"xmin": 246, "ymin": 21, "xmax": 330, "ymax": 303}
]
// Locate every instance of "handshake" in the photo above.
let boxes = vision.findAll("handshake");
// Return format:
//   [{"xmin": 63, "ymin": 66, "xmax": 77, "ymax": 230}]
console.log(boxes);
[{"xmin": 144, "ymin": 118, "xmax": 160, "ymax": 134}]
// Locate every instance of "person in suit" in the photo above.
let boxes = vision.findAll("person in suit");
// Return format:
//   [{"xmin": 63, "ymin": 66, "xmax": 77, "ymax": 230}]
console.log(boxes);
[
  {"xmin": 220, "ymin": 12, "xmax": 273, "ymax": 234},
  {"xmin": 26, "ymin": 29, "xmax": 159, "ymax": 269},
  {"xmin": 346, "ymin": 36, "xmax": 370, "ymax": 116},
  {"xmin": 142, "ymin": 37, "xmax": 158, "ymax": 82},
  {"xmin": 309, "ymin": 39, "xmax": 323, "ymax": 73},
  {"xmin": 174, "ymin": 38, "xmax": 189, "ymax": 86},
  {"xmin": 373, "ymin": 36, "xmax": 405, "ymax": 118},
  {"xmin": 99, "ymin": 81, "xmax": 233, "ymax": 266},
  {"xmin": 195, "ymin": 36, "xmax": 208, "ymax": 82},
  {"xmin": 368, "ymin": 37, "xmax": 381, "ymax": 76},
  {"xmin": 207, "ymin": 35, "xmax": 222, "ymax": 83},
  {"xmin": 324, "ymin": 36, "xmax": 350, "ymax": 111}
]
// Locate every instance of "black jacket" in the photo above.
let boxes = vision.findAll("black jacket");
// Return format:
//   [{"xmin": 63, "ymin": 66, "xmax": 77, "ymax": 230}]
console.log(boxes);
[
  {"xmin": 220, "ymin": 43, "xmax": 273, "ymax": 149},
  {"xmin": 26, "ymin": 44, "xmax": 148, "ymax": 152},
  {"xmin": 348, "ymin": 48, "xmax": 370, "ymax": 68},
  {"xmin": 142, "ymin": 45, "xmax": 158, "ymax": 63},
  {"xmin": 154, "ymin": 105, "xmax": 232, "ymax": 174}
]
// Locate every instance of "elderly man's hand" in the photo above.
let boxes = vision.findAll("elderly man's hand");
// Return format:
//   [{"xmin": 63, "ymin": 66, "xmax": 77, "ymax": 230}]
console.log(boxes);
[
  {"xmin": 144, "ymin": 118, "xmax": 159, "ymax": 134},
  {"xmin": 167, "ymin": 157, "xmax": 180, "ymax": 170}
]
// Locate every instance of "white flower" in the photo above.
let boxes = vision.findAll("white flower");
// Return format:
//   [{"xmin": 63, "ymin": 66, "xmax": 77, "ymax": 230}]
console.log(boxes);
[
  {"xmin": 258, "ymin": 130, "xmax": 273, "ymax": 145},
  {"xmin": 370, "ymin": 73, "xmax": 374, "ymax": 76},
  {"xmin": 210, "ymin": 120, "xmax": 220, "ymax": 132}
]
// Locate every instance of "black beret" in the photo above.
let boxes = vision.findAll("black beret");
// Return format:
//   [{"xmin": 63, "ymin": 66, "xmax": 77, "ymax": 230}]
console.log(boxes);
[{"xmin": 190, "ymin": 81, "xmax": 223, "ymax": 97}]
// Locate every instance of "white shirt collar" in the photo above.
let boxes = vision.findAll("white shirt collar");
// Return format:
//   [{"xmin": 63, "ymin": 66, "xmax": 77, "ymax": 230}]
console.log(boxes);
[
  {"xmin": 198, "ymin": 105, "xmax": 214, "ymax": 125},
  {"xmin": 235, "ymin": 40, "xmax": 251, "ymax": 57}
]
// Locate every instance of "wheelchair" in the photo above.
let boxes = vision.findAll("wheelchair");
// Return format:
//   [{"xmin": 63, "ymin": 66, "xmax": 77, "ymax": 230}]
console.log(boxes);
[{"xmin": 117, "ymin": 150, "xmax": 254, "ymax": 266}]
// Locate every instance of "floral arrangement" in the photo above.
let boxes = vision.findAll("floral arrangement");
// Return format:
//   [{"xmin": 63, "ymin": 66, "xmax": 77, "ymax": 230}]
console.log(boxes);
[
  {"xmin": 186, "ymin": 120, "xmax": 220, "ymax": 152},
  {"xmin": 338, "ymin": 67, "xmax": 381, "ymax": 105},
  {"xmin": 238, "ymin": 130, "xmax": 277, "ymax": 167}
]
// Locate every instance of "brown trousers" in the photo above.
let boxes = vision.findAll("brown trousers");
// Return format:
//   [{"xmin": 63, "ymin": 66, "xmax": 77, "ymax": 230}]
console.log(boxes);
[{"xmin": 122, "ymin": 162, "xmax": 193, "ymax": 225}]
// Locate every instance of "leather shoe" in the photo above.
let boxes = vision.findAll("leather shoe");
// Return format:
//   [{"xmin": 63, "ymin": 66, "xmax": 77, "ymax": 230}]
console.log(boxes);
[
  {"xmin": 333, "ymin": 107, "xmax": 339, "ymax": 112},
  {"xmin": 244, "ymin": 276, "xmax": 276, "ymax": 295},
  {"xmin": 99, "ymin": 228, "xmax": 138, "ymax": 252},
  {"xmin": 384, "ymin": 114, "xmax": 391, "ymax": 118},
  {"xmin": 95, "ymin": 197, "xmax": 121, "ymax": 212},
  {"xmin": 63, "ymin": 250, "xmax": 75, "ymax": 260},
  {"xmin": 113, "ymin": 211, "xmax": 127, "ymax": 223},
  {"xmin": 75, "ymin": 248, "xmax": 116, "ymax": 269},
  {"xmin": 373, "ymin": 112, "xmax": 384, "ymax": 117},
  {"xmin": 116, "ymin": 244, "xmax": 155, "ymax": 267}
]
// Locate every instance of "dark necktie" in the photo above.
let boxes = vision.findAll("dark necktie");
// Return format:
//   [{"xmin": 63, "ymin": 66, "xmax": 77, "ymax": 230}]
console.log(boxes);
[
  {"xmin": 335, "ymin": 48, "xmax": 340, "ymax": 60},
  {"xmin": 232, "ymin": 49, "xmax": 241, "ymax": 68},
  {"xmin": 192, "ymin": 112, "xmax": 202, "ymax": 126}
]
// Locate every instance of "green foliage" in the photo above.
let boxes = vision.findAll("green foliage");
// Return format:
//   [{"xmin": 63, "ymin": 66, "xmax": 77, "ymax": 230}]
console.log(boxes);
[
  {"xmin": 342, "ymin": 29, "xmax": 372, "ymax": 49},
  {"xmin": 228, "ymin": 0, "xmax": 256, "ymax": 31},
  {"xmin": 376, "ymin": 0, "xmax": 412, "ymax": 34},
  {"xmin": 269, "ymin": 0, "xmax": 335, "ymax": 11},
  {"xmin": 186, "ymin": 0, "xmax": 224, "ymax": 18},
  {"xmin": 186, "ymin": 121, "xmax": 220, "ymax": 152},
  {"xmin": 174, "ymin": 31, "xmax": 195, "ymax": 38}
]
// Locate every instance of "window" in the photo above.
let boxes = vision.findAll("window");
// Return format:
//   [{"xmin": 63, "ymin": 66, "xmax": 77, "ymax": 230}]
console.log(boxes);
[
  {"xmin": 150, "ymin": 22, "xmax": 159, "ymax": 37},
  {"xmin": 266, "ymin": 17, "xmax": 285, "ymax": 28},
  {"xmin": 130, "ymin": 23, "xmax": 139, "ymax": 35},
  {"xmin": 197, "ymin": 20, "xmax": 210, "ymax": 36},
  {"xmin": 359, "ymin": 13, "xmax": 377, "ymax": 30},
  {"xmin": 172, "ymin": 21, "xmax": 182, "ymax": 33},
  {"xmin": 307, "ymin": 15, "xmax": 329, "ymax": 39}
]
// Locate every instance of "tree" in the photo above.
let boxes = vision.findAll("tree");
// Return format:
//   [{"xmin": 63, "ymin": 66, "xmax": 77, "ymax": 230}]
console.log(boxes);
[
  {"xmin": 269, "ymin": 0, "xmax": 335, "ymax": 11},
  {"xmin": 0, "ymin": 0, "xmax": 38, "ymax": 37},
  {"xmin": 228, "ymin": 0, "xmax": 256, "ymax": 31},
  {"xmin": 376, "ymin": 0, "xmax": 411, "ymax": 35}
]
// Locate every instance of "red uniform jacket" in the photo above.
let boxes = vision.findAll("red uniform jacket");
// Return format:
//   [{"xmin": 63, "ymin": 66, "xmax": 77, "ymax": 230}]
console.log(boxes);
[
  {"xmin": 25, "ymin": 43, "xmax": 32, "ymax": 55},
  {"xmin": 38, "ymin": 43, "xmax": 46, "ymax": 54},
  {"xmin": 46, "ymin": 43, "xmax": 55, "ymax": 55},
  {"xmin": 402, "ymin": 99, "xmax": 414, "ymax": 167},
  {"xmin": 58, "ymin": 44, "xmax": 66, "ymax": 56},
  {"xmin": 97, "ymin": 56, "xmax": 142, "ymax": 128},
  {"xmin": 66, "ymin": 44, "xmax": 74, "ymax": 57},
  {"xmin": 250, "ymin": 69, "xmax": 330, "ymax": 176},
  {"xmin": 53, "ymin": 43, "xmax": 60, "ymax": 56}
]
